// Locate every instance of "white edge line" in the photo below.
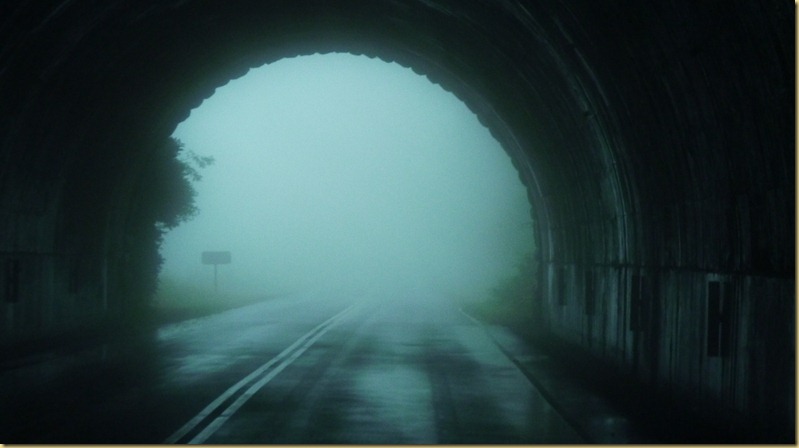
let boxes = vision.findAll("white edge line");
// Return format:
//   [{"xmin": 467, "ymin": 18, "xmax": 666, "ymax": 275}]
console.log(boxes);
[{"xmin": 458, "ymin": 307, "xmax": 482, "ymax": 326}]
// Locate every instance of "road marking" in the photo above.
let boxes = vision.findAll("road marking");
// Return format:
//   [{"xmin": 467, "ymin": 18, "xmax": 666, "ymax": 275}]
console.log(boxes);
[
  {"xmin": 163, "ymin": 304, "xmax": 358, "ymax": 444},
  {"xmin": 457, "ymin": 307, "xmax": 482, "ymax": 326}
]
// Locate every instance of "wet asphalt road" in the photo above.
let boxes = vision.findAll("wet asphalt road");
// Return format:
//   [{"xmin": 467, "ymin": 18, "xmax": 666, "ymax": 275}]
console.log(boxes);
[{"xmin": 0, "ymin": 290, "xmax": 584, "ymax": 444}]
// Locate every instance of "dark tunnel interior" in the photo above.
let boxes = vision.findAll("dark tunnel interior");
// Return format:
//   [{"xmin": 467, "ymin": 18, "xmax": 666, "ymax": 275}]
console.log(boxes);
[{"xmin": 0, "ymin": 1, "xmax": 794, "ymax": 443}]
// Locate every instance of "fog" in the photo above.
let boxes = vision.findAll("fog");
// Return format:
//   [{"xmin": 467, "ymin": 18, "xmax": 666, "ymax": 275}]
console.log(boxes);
[{"xmin": 159, "ymin": 53, "xmax": 535, "ymax": 303}]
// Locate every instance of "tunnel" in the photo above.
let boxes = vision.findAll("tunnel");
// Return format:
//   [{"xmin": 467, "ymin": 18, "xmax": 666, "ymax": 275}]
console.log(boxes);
[{"xmin": 0, "ymin": 0, "xmax": 794, "ymax": 443}]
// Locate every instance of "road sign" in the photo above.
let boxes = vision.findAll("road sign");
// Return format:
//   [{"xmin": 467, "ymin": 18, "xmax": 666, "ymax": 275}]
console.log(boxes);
[
  {"xmin": 201, "ymin": 251, "xmax": 231, "ymax": 292},
  {"xmin": 202, "ymin": 251, "xmax": 231, "ymax": 265}
]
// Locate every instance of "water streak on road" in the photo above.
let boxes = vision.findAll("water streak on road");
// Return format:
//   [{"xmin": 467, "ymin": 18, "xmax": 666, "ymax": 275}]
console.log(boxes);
[{"xmin": 0, "ymin": 290, "xmax": 584, "ymax": 444}]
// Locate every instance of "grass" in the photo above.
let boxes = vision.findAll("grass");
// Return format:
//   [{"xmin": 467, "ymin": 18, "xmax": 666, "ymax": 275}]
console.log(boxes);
[
  {"xmin": 460, "ymin": 254, "xmax": 538, "ymax": 328},
  {"xmin": 151, "ymin": 276, "xmax": 279, "ymax": 324},
  {"xmin": 459, "ymin": 293, "xmax": 532, "ymax": 327}
]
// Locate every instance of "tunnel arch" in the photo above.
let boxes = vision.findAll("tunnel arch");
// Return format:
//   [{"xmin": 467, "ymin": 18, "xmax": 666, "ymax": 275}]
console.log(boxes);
[
  {"xmin": 159, "ymin": 51, "xmax": 542, "ymax": 299},
  {"xmin": 0, "ymin": 0, "xmax": 793, "ymax": 441}
]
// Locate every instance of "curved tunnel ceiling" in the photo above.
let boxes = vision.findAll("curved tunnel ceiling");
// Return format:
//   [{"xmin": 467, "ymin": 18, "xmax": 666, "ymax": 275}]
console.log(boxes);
[{"xmin": 0, "ymin": 1, "xmax": 793, "ymax": 274}]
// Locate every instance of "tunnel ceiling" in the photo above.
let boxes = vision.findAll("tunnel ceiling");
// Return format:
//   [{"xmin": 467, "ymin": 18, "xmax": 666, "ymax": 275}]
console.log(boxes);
[{"xmin": 0, "ymin": 1, "xmax": 794, "ymax": 276}]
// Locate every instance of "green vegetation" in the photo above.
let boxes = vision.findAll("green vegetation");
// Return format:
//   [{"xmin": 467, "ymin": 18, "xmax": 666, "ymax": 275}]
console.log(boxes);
[
  {"xmin": 152, "ymin": 276, "xmax": 277, "ymax": 323},
  {"xmin": 124, "ymin": 137, "xmax": 213, "ymax": 307},
  {"xmin": 463, "ymin": 252, "xmax": 538, "ymax": 327},
  {"xmin": 126, "ymin": 137, "xmax": 278, "ymax": 322},
  {"xmin": 149, "ymin": 137, "xmax": 215, "ymax": 230}
]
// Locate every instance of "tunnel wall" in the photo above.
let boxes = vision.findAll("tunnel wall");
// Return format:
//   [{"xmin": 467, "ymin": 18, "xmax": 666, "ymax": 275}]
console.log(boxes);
[
  {"xmin": 0, "ymin": 0, "xmax": 793, "ymax": 440},
  {"xmin": 531, "ymin": 1, "xmax": 794, "ymax": 439}
]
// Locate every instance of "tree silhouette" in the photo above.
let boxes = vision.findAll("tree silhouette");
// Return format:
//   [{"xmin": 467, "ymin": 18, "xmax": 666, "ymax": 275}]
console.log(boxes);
[{"xmin": 123, "ymin": 137, "xmax": 213, "ymax": 307}]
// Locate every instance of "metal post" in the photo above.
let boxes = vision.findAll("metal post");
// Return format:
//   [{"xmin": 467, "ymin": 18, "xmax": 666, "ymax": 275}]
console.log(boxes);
[{"xmin": 202, "ymin": 251, "xmax": 230, "ymax": 294}]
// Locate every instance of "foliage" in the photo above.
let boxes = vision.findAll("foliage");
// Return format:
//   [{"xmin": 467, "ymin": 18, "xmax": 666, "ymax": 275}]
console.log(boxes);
[
  {"xmin": 124, "ymin": 137, "xmax": 213, "ymax": 303},
  {"xmin": 468, "ymin": 252, "xmax": 538, "ymax": 326},
  {"xmin": 153, "ymin": 276, "xmax": 277, "ymax": 323},
  {"xmin": 147, "ymin": 138, "xmax": 214, "ymax": 230}
]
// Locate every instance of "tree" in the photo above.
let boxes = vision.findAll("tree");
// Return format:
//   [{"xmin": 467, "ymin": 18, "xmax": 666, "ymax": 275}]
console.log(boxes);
[
  {"xmin": 148, "ymin": 138, "xmax": 214, "ymax": 230},
  {"xmin": 123, "ymin": 137, "xmax": 213, "ymax": 305},
  {"xmin": 467, "ymin": 252, "xmax": 538, "ymax": 327}
]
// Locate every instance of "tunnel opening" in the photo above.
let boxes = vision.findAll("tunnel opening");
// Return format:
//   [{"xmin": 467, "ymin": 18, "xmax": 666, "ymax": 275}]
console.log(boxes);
[
  {"xmin": 153, "ymin": 52, "xmax": 540, "ymax": 328},
  {"xmin": 0, "ymin": 1, "xmax": 792, "ymax": 443}
]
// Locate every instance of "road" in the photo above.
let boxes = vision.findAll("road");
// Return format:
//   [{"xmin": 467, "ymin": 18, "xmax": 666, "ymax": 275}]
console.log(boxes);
[{"xmin": 0, "ymin": 289, "xmax": 585, "ymax": 444}]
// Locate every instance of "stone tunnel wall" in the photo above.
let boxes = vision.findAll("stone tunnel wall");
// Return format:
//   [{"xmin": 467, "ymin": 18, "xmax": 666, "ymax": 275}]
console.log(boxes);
[{"xmin": 0, "ymin": 0, "xmax": 793, "ymax": 440}]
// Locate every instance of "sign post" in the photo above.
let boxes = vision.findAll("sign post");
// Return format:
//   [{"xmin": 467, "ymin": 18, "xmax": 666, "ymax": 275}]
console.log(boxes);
[{"xmin": 201, "ymin": 251, "xmax": 231, "ymax": 292}]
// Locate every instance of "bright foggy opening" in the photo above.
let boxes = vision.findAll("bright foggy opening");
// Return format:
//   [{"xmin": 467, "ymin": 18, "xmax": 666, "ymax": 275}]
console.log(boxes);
[{"xmin": 157, "ymin": 53, "xmax": 535, "ymax": 308}]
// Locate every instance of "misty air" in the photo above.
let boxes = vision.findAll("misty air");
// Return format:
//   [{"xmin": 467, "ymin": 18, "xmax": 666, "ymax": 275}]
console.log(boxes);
[{"xmin": 157, "ymin": 53, "xmax": 535, "ymax": 312}]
